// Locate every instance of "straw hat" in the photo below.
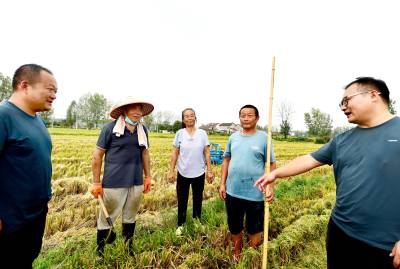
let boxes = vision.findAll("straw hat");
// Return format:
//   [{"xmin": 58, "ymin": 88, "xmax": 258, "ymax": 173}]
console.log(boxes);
[{"xmin": 109, "ymin": 96, "xmax": 154, "ymax": 119}]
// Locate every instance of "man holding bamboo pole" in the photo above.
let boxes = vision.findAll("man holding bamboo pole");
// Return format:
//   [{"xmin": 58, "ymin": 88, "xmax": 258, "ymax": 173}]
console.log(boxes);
[
  {"xmin": 219, "ymin": 104, "xmax": 276, "ymax": 262},
  {"xmin": 255, "ymin": 77, "xmax": 400, "ymax": 269}
]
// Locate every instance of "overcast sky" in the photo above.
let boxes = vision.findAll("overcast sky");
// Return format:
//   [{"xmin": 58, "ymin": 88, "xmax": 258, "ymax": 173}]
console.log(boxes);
[{"xmin": 1, "ymin": 0, "xmax": 399, "ymax": 130}]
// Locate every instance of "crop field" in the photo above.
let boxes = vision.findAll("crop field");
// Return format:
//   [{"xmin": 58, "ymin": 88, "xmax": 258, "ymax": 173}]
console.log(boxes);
[{"xmin": 33, "ymin": 128, "xmax": 335, "ymax": 269}]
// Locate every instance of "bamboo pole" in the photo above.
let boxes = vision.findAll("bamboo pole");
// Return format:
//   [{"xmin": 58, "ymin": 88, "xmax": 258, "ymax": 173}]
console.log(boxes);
[{"xmin": 262, "ymin": 56, "xmax": 276, "ymax": 269}]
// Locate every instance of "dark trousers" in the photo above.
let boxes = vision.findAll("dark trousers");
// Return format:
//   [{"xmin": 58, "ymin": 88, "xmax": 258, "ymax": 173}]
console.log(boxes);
[
  {"xmin": 0, "ymin": 207, "xmax": 48, "ymax": 269},
  {"xmin": 176, "ymin": 172, "xmax": 205, "ymax": 226},
  {"xmin": 327, "ymin": 217, "xmax": 395, "ymax": 269}
]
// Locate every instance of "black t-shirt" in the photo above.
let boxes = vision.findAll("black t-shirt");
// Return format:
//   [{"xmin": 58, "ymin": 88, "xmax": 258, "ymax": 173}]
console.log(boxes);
[{"xmin": 97, "ymin": 121, "xmax": 148, "ymax": 187}]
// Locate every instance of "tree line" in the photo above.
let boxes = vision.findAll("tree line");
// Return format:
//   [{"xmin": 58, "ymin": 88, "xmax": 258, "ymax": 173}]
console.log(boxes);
[
  {"xmin": 1, "ymin": 72, "xmax": 397, "ymax": 137},
  {"xmin": 1, "ymin": 72, "xmax": 182, "ymax": 130}
]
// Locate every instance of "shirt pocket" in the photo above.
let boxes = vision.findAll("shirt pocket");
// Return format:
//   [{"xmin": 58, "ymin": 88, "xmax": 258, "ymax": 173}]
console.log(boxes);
[{"xmin": 8, "ymin": 136, "xmax": 34, "ymax": 156}]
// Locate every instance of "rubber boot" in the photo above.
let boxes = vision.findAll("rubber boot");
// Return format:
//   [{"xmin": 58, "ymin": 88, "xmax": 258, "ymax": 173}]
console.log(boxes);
[
  {"xmin": 106, "ymin": 229, "xmax": 116, "ymax": 244},
  {"xmin": 122, "ymin": 223, "xmax": 136, "ymax": 255},
  {"xmin": 96, "ymin": 229, "xmax": 108, "ymax": 257},
  {"xmin": 96, "ymin": 229, "xmax": 116, "ymax": 257}
]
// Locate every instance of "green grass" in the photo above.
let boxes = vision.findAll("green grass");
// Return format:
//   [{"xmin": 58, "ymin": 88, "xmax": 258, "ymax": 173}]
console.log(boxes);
[
  {"xmin": 35, "ymin": 129, "xmax": 333, "ymax": 268},
  {"xmin": 35, "ymin": 175, "xmax": 334, "ymax": 269}
]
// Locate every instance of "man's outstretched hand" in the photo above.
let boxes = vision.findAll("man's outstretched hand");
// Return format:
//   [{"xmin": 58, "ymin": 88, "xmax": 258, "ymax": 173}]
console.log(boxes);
[{"xmin": 254, "ymin": 172, "xmax": 277, "ymax": 192}]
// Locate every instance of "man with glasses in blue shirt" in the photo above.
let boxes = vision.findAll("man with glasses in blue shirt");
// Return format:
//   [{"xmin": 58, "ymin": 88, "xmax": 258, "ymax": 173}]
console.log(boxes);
[{"xmin": 255, "ymin": 77, "xmax": 400, "ymax": 269}]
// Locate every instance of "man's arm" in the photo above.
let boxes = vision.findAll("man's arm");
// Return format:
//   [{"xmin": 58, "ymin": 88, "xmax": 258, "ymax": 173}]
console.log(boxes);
[
  {"xmin": 255, "ymin": 154, "xmax": 324, "ymax": 191},
  {"xmin": 92, "ymin": 148, "xmax": 105, "ymax": 183},
  {"xmin": 90, "ymin": 147, "xmax": 105, "ymax": 198},
  {"xmin": 142, "ymin": 148, "xmax": 151, "ymax": 193},
  {"xmin": 219, "ymin": 156, "xmax": 231, "ymax": 200}
]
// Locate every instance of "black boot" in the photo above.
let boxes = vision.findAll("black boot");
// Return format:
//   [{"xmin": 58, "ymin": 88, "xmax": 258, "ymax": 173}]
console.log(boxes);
[
  {"xmin": 106, "ymin": 229, "xmax": 116, "ymax": 244},
  {"xmin": 96, "ymin": 229, "xmax": 107, "ymax": 257},
  {"xmin": 96, "ymin": 229, "xmax": 116, "ymax": 257},
  {"xmin": 122, "ymin": 223, "xmax": 136, "ymax": 255}
]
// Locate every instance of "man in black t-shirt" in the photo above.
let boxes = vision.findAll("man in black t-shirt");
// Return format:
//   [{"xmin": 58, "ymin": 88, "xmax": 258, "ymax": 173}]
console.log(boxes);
[{"xmin": 90, "ymin": 97, "xmax": 154, "ymax": 256}]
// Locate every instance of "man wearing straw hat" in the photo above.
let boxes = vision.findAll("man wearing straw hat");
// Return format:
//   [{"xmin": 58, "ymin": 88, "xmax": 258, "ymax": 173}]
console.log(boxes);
[
  {"xmin": 219, "ymin": 104, "xmax": 276, "ymax": 262},
  {"xmin": 90, "ymin": 96, "xmax": 153, "ymax": 257},
  {"xmin": 255, "ymin": 77, "xmax": 400, "ymax": 269}
]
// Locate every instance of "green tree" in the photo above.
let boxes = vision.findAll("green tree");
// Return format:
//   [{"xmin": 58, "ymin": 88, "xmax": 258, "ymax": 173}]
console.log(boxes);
[
  {"xmin": 278, "ymin": 101, "xmax": 294, "ymax": 139},
  {"xmin": 389, "ymin": 99, "xmax": 397, "ymax": 115},
  {"xmin": 304, "ymin": 108, "xmax": 333, "ymax": 137},
  {"xmin": 256, "ymin": 125, "xmax": 266, "ymax": 131},
  {"xmin": 38, "ymin": 108, "xmax": 54, "ymax": 126},
  {"xmin": 153, "ymin": 111, "xmax": 163, "ymax": 132},
  {"xmin": 152, "ymin": 111, "xmax": 177, "ymax": 132},
  {"xmin": 66, "ymin": 100, "xmax": 78, "ymax": 128},
  {"xmin": 0, "ymin": 73, "xmax": 12, "ymax": 102},
  {"xmin": 159, "ymin": 120, "xmax": 173, "ymax": 132},
  {"xmin": 280, "ymin": 120, "xmax": 291, "ymax": 138},
  {"xmin": 172, "ymin": 120, "xmax": 182, "ymax": 132},
  {"xmin": 76, "ymin": 93, "xmax": 110, "ymax": 129},
  {"xmin": 143, "ymin": 114, "xmax": 154, "ymax": 129},
  {"xmin": 333, "ymin": 126, "xmax": 352, "ymax": 137}
]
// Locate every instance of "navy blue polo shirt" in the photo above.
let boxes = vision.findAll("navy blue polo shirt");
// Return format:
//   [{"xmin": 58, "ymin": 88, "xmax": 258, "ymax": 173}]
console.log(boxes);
[
  {"xmin": 311, "ymin": 116, "xmax": 400, "ymax": 251},
  {"xmin": 97, "ymin": 121, "xmax": 148, "ymax": 188},
  {"xmin": 0, "ymin": 101, "xmax": 52, "ymax": 235}
]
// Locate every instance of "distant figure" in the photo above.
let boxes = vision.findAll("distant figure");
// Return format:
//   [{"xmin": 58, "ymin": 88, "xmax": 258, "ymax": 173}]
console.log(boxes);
[
  {"xmin": 90, "ymin": 97, "xmax": 153, "ymax": 256},
  {"xmin": 219, "ymin": 104, "xmax": 276, "ymax": 262},
  {"xmin": 255, "ymin": 77, "xmax": 400, "ymax": 269},
  {"xmin": 168, "ymin": 108, "xmax": 214, "ymax": 236},
  {"xmin": 0, "ymin": 64, "xmax": 58, "ymax": 268}
]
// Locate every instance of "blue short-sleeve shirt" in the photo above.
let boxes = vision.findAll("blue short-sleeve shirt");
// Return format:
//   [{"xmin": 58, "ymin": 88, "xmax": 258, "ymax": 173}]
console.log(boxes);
[{"xmin": 224, "ymin": 130, "xmax": 276, "ymax": 202}]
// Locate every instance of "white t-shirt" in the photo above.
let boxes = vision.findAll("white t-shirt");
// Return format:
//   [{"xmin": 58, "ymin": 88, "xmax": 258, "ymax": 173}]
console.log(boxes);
[{"xmin": 173, "ymin": 128, "xmax": 210, "ymax": 178}]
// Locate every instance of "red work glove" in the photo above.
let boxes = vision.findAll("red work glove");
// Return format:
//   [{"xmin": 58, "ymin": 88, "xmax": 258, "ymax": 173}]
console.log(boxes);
[
  {"xmin": 90, "ymin": 182, "xmax": 103, "ymax": 198},
  {"xmin": 143, "ymin": 176, "xmax": 151, "ymax": 193}
]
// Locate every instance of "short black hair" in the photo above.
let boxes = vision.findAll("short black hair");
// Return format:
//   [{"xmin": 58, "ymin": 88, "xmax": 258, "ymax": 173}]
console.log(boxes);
[
  {"xmin": 344, "ymin": 77, "xmax": 390, "ymax": 105},
  {"xmin": 239, "ymin": 104, "xmax": 259, "ymax": 117},
  {"xmin": 12, "ymin": 64, "xmax": 53, "ymax": 91}
]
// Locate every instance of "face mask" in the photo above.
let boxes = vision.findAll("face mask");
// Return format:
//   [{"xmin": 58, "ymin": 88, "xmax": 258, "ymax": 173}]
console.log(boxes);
[{"xmin": 125, "ymin": 116, "xmax": 138, "ymax": 126}]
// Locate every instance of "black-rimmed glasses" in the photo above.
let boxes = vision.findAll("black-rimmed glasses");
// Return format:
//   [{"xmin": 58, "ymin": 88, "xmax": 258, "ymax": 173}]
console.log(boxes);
[{"xmin": 339, "ymin": 90, "xmax": 374, "ymax": 108}]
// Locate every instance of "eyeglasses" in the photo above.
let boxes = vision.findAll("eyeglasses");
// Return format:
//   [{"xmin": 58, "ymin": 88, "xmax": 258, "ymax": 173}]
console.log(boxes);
[{"xmin": 339, "ymin": 90, "xmax": 374, "ymax": 108}]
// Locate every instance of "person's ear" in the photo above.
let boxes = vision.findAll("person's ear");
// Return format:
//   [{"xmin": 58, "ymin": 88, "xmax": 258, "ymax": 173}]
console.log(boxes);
[
  {"xmin": 371, "ymin": 90, "xmax": 381, "ymax": 102},
  {"xmin": 20, "ymin": 80, "xmax": 30, "ymax": 93}
]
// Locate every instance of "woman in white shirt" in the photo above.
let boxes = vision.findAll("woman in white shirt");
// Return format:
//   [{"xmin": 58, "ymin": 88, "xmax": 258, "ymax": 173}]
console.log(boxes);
[{"xmin": 168, "ymin": 108, "xmax": 214, "ymax": 235}]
